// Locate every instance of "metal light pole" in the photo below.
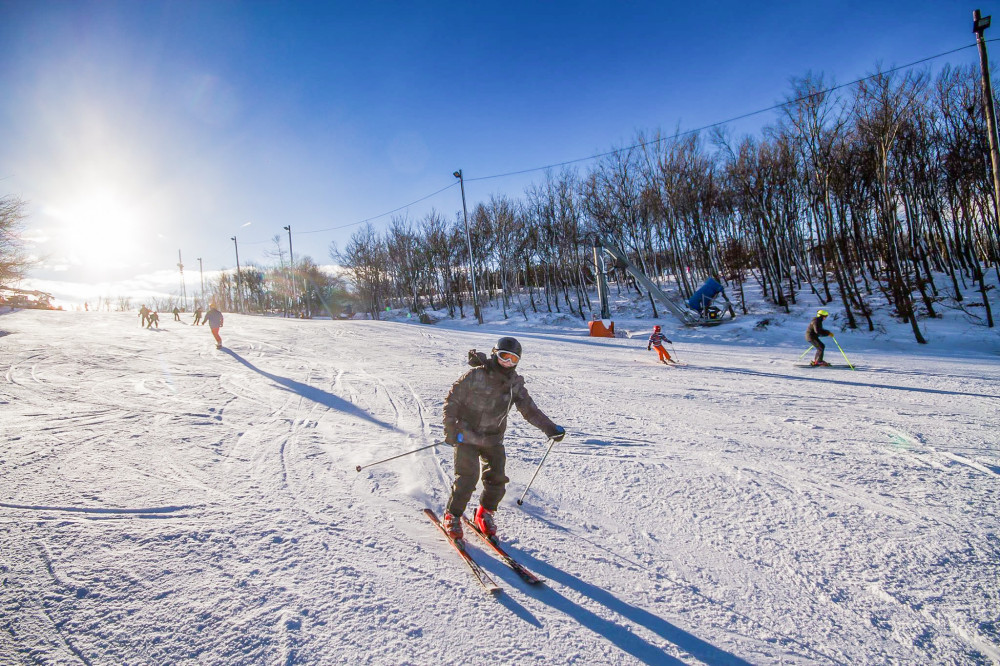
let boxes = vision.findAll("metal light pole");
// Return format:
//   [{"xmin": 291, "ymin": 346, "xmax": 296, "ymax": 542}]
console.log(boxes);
[
  {"xmin": 197, "ymin": 258, "xmax": 204, "ymax": 306},
  {"xmin": 974, "ymin": 9, "xmax": 1000, "ymax": 231},
  {"xmin": 231, "ymin": 236, "xmax": 242, "ymax": 312},
  {"xmin": 453, "ymin": 169, "xmax": 482, "ymax": 324},
  {"xmin": 283, "ymin": 224, "xmax": 296, "ymax": 315},
  {"xmin": 177, "ymin": 250, "xmax": 187, "ymax": 310}
]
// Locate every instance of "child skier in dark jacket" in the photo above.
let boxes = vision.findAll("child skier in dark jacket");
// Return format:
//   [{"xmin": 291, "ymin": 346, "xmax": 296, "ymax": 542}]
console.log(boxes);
[
  {"xmin": 441, "ymin": 337, "xmax": 564, "ymax": 540},
  {"xmin": 647, "ymin": 325, "xmax": 673, "ymax": 364}
]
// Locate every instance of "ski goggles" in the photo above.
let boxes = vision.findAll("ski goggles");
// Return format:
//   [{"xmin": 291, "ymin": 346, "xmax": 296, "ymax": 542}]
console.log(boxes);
[{"xmin": 496, "ymin": 350, "xmax": 520, "ymax": 366}]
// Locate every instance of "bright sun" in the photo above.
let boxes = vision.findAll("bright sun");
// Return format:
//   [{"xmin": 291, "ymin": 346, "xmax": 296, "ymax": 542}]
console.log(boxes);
[{"xmin": 47, "ymin": 186, "xmax": 144, "ymax": 272}]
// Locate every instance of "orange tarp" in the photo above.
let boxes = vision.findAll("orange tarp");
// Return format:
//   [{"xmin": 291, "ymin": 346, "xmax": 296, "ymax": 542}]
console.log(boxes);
[{"xmin": 588, "ymin": 319, "xmax": 615, "ymax": 337}]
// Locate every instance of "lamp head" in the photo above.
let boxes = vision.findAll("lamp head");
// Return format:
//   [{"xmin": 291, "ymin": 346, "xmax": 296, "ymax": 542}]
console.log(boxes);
[{"xmin": 453, "ymin": 170, "xmax": 462, "ymax": 179}]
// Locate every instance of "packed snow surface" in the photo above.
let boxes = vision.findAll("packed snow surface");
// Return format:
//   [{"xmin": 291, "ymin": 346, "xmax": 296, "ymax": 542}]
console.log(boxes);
[{"xmin": 1, "ymin": 301, "xmax": 998, "ymax": 664}]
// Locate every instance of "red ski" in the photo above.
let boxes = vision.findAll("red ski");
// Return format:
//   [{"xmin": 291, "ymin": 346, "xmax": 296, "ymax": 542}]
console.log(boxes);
[
  {"xmin": 462, "ymin": 516, "xmax": 544, "ymax": 585},
  {"xmin": 424, "ymin": 509, "xmax": 501, "ymax": 595}
]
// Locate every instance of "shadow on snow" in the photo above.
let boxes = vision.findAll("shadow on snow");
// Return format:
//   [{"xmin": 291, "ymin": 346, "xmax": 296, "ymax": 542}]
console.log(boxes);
[{"xmin": 222, "ymin": 348, "xmax": 402, "ymax": 432}]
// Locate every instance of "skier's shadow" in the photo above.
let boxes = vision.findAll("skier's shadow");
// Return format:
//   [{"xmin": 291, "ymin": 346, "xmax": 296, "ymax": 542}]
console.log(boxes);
[
  {"xmin": 698, "ymin": 365, "xmax": 997, "ymax": 399},
  {"xmin": 221, "ymin": 348, "xmax": 401, "ymax": 432},
  {"xmin": 507, "ymin": 548, "xmax": 751, "ymax": 665}
]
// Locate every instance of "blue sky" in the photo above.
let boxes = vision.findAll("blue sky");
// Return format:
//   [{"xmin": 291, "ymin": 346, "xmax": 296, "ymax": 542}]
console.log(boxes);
[{"xmin": 0, "ymin": 1, "xmax": 992, "ymax": 304}]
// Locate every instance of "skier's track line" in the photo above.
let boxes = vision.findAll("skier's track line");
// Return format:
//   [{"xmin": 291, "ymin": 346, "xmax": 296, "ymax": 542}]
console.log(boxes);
[{"xmin": 0, "ymin": 502, "xmax": 199, "ymax": 515}]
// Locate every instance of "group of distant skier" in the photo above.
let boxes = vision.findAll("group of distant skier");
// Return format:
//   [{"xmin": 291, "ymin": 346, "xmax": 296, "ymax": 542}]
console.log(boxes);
[
  {"xmin": 136, "ymin": 303, "xmax": 224, "ymax": 349},
  {"xmin": 137, "ymin": 305, "xmax": 159, "ymax": 329}
]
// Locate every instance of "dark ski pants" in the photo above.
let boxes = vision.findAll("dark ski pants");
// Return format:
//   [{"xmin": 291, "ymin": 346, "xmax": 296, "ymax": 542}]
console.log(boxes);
[
  {"xmin": 446, "ymin": 442, "xmax": 508, "ymax": 516},
  {"xmin": 808, "ymin": 336, "xmax": 825, "ymax": 362}
]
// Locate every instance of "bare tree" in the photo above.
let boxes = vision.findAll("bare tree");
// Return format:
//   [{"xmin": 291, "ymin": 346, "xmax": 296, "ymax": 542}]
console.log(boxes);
[{"xmin": 0, "ymin": 195, "xmax": 35, "ymax": 286}]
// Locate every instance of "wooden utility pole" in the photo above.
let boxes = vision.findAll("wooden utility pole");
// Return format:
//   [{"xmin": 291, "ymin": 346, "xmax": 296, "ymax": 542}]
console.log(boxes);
[
  {"xmin": 974, "ymin": 10, "xmax": 1000, "ymax": 226},
  {"xmin": 973, "ymin": 9, "xmax": 998, "ymax": 328}
]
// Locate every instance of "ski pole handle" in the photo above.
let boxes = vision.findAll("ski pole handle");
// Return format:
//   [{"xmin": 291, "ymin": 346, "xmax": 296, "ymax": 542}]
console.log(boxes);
[
  {"xmin": 355, "ymin": 441, "xmax": 448, "ymax": 472},
  {"xmin": 517, "ymin": 437, "xmax": 558, "ymax": 506}
]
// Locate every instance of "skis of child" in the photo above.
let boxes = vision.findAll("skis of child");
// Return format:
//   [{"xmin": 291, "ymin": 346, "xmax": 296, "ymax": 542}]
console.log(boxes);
[{"xmin": 424, "ymin": 508, "xmax": 544, "ymax": 595}]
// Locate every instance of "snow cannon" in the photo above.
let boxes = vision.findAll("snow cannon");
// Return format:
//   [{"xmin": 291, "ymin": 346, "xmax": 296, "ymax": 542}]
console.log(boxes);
[
  {"xmin": 588, "ymin": 319, "xmax": 615, "ymax": 337},
  {"xmin": 687, "ymin": 277, "xmax": 734, "ymax": 321}
]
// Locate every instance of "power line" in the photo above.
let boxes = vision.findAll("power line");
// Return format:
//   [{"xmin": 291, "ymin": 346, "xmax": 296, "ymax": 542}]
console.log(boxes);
[
  {"xmin": 466, "ymin": 41, "xmax": 987, "ymax": 183},
  {"xmin": 296, "ymin": 181, "xmax": 460, "ymax": 236},
  {"xmin": 243, "ymin": 39, "xmax": 989, "ymax": 245}
]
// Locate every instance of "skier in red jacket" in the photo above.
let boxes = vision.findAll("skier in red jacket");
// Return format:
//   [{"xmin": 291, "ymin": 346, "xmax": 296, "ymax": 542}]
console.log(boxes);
[{"xmin": 647, "ymin": 325, "xmax": 673, "ymax": 364}]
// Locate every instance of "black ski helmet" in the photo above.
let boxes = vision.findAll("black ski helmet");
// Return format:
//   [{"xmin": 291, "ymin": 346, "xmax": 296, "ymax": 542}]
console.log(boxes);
[{"xmin": 494, "ymin": 336, "xmax": 522, "ymax": 358}]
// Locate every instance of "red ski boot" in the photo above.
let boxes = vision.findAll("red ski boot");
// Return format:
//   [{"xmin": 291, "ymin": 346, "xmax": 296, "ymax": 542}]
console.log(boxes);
[
  {"xmin": 442, "ymin": 511, "xmax": 463, "ymax": 540},
  {"xmin": 474, "ymin": 506, "xmax": 496, "ymax": 539}
]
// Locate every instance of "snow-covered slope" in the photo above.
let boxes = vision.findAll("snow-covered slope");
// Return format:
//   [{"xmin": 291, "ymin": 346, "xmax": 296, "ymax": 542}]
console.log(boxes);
[{"xmin": 1, "ymin": 295, "xmax": 998, "ymax": 664}]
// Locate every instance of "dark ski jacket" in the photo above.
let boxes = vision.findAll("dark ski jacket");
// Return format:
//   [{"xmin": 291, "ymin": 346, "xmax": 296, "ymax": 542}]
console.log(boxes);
[
  {"xmin": 806, "ymin": 316, "xmax": 831, "ymax": 341},
  {"xmin": 443, "ymin": 350, "xmax": 559, "ymax": 447}
]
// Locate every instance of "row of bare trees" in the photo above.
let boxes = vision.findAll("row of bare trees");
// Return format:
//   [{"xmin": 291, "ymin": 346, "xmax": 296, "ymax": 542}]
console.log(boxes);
[
  {"xmin": 334, "ymin": 64, "xmax": 999, "ymax": 342},
  {"xmin": 202, "ymin": 254, "xmax": 354, "ymax": 318}
]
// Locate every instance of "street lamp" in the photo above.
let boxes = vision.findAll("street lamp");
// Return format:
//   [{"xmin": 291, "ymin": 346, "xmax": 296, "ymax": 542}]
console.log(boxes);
[
  {"xmin": 231, "ymin": 236, "xmax": 242, "ymax": 312},
  {"xmin": 453, "ymin": 169, "xmax": 483, "ymax": 324},
  {"xmin": 283, "ymin": 224, "xmax": 296, "ymax": 316}
]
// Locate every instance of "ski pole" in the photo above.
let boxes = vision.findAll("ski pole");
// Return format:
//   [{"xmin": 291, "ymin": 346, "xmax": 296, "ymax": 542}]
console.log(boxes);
[
  {"xmin": 517, "ymin": 437, "xmax": 557, "ymax": 506},
  {"xmin": 830, "ymin": 336, "xmax": 855, "ymax": 370},
  {"xmin": 798, "ymin": 345, "xmax": 815, "ymax": 360},
  {"xmin": 668, "ymin": 342, "xmax": 681, "ymax": 363},
  {"xmin": 355, "ymin": 441, "xmax": 449, "ymax": 472}
]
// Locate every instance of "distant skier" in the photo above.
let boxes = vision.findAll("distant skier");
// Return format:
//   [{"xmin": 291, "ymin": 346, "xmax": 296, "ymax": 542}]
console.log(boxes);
[
  {"xmin": 441, "ymin": 337, "xmax": 565, "ymax": 541},
  {"xmin": 205, "ymin": 303, "xmax": 224, "ymax": 349},
  {"xmin": 807, "ymin": 309, "xmax": 832, "ymax": 366},
  {"xmin": 147, "ymin": 311, "xmax": 160, "ymax": 329},
  {"xmin": 647, "ymin": 325, "xmax": 673, "ymax": 364},
  {"xmin": 139, "ymin": 305, "xmax": 149, "ymax": 327},
  {"xmin": 172, "ymin": 307, "xmax": 181, "ymax": 322},
  {"xmin": 193, "ymin": 307, "xmax": 203, "ymax": 326}
]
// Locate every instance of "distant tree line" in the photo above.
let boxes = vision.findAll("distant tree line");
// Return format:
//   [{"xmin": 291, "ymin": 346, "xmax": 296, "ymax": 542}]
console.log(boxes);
[
  {"xmin": 333, "ymin": 65, "xmax": 1000, "ymax": 343},
  {"xmin": 202, "ymin": 253, "xmax": 354, "ymax": 319}
]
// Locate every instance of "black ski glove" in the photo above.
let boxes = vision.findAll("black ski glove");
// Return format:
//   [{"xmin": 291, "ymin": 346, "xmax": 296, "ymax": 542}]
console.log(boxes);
[
  {"xmin": 647, "ymin": 345, "xmax": 651, "ymax": 351},
  {"xmin": 551, "ymin": 426, "xmax": 566, "ymax": 442}
]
